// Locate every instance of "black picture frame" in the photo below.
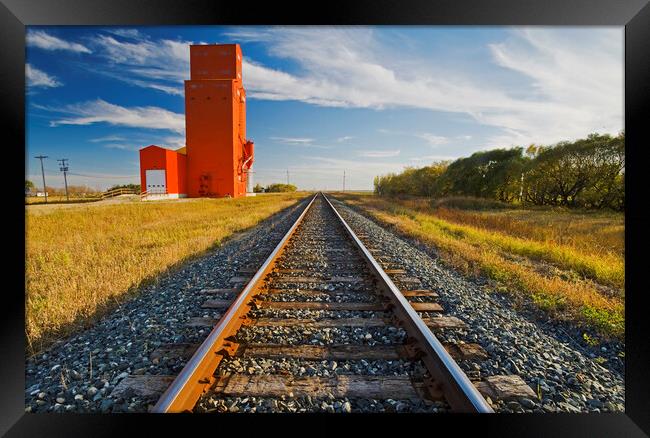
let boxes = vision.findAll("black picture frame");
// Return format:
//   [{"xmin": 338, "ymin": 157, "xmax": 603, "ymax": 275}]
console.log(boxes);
[{"xmin": 3, "ymin": 0, "xmax": 649, "ymax": 436}]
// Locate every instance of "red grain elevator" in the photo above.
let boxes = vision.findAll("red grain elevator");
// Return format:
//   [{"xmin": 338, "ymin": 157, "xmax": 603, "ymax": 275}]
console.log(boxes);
[
  {"xmin": 139, "ymin": 145, "xmax": 187, "ymax": 197},
  {"xmin": 139, "ymin": 43, "xmax": 254, "ymax": 199}
]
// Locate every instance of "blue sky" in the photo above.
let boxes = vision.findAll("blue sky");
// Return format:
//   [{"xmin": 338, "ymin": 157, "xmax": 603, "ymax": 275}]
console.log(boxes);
[{"xmin": 25, "ymin": 26, "xmax": 623, "ymax": 191}]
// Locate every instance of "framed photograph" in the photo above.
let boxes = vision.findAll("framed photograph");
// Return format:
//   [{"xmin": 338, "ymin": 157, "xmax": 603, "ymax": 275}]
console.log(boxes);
[{"xmin": 4, "ymin": 0, "xmax": 649, "ymax": 435}]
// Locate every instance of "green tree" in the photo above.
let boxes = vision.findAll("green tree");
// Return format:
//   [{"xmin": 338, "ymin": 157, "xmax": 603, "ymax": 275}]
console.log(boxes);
[
  {"xmin": 373, "ymin": 133, "xmax": 624, "ymax": 210},
  {"xmin": 570, "ymin": 133, "xmax": 624, "ymax": 209},
  {"xmin": 265, "ymin": 183, "xmax": 297, "ymax": 193},
  {"xmin": 25, "ymin": 180, "xmax": 35, "ymax": 193},
  {"xmin": 253, "ymin": 183, "xmax": 265, "ymax": 193},
  {"xmin": 522, "ymin": 133, "xmax": 624, "ymax": 209},
  {"xmin": 437, "ymin": 148, "xmax": 527, "ymax": 201},
  {"xmin": 108, "ymin": 183, "xmax": 141, "ymax": 192},
  {"xmin": 374, "ymin": 161, "xmax": 449, "ymax": 197}
]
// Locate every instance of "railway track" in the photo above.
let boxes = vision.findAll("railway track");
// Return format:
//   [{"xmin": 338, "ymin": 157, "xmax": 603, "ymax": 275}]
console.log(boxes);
[{"xmin": 150, "ymin": 193, "xmax": 494, "ymax": 413}]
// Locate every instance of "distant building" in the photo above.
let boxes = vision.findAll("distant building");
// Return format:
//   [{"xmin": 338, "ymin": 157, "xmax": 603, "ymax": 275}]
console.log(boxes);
[{"xmin": 139, "ymin": 43, "xmax": 254, "ymax": 199}]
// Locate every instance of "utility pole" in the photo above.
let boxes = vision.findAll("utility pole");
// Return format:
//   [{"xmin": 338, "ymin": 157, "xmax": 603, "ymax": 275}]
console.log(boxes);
[
  {"xmin": 286, "ymin": 169, "xmax": 290, "ymax": 185},
  {"xmin": 58, "ymin": 158, "xmax": 70, "ymax": 201},
  {"xmin": 343, "ymin": 170, "xmax": 346, "ymax": 192},
  {"xmin": 34, "ymin": 155, "xmax": 49, "ymax": 204}
]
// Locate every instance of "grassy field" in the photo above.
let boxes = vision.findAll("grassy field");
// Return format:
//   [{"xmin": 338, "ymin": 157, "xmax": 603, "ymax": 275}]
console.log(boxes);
[
  {"xmin": 335, "ymin": 192, "xmax": 624, "ymax": 340},
  {"xmin": 26, "ymin": 193, "xmax": 307, "ymax": 355}
]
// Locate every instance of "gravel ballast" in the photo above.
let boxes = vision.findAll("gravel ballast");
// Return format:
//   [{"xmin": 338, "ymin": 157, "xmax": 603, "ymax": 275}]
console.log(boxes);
[
  {"xmin": 328, "ymin": 196, "xmax": 624, "ymax": 413},
  {"xmin": 24, "ymin": 197, "xmax": 310, "ymax": 413},
  {"xmin": 25, "ymin": 194, "xmax": 625, "ymax": 414},
  {"xmin": 195, "ymin": 196, "xmax": 447, "ymax": 413}
]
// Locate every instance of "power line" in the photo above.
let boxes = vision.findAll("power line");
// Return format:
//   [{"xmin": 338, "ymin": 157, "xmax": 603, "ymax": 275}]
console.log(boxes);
[
  {"xmin": 57, "ymin": 158, "xmax": 70, "ymax": 201},
  {"xmin": 67, "ymin": 172, "xmax": 139, "ymax": 179},
  {"xmin": 34, "ymin": 155, "xmax": 49, "ymax": 204}
]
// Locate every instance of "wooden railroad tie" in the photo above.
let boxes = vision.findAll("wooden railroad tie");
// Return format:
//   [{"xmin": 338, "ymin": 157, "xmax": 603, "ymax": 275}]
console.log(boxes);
[
  {"xmin": 184, "ymin": 316, "xmax": 219, "ymax": 327},
  {"xmin": 400, "ymin": 289, "xmax": 439, "ymax": 297},
  {"xmin": 473, "ymin": 375, "xmax": 538, "ymax": 401},
  {"xmin": 383, "ymin": 269, "xmax": 407, "ymax": 275},
  {"xmin": 270, "ymin": 276, "xmax": 369, "ymax": 284},
  {"xmin": 260, "ymin": 288, "xmax": 439, "ymax": 299},
  {"xmin": 211, "ymin": 374, "xmax": 437, "ymax": 401},
  {"xmin": 186, "ymin": 315, "xmax": 466, "ymax": 331},
  {"xmin": 149, "ymin": 341, "xmax": 486, "ymax": 363},
  {"xmin": 111, "ymin": 369, "xmax": 531, "ymax": 408},
  {"xmin": 201, "ymin": 299, "xmax": 443, "ymax": 312}
]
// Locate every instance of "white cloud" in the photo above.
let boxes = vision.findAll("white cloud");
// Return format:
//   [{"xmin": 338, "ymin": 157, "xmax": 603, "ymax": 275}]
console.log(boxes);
[
  {"xmin": 270, "ymin": 136, "xmax": 314, "ymax": 144},
  {"xmin": 228, "ymin": 28, "xmax": 526, "ymax": 112},
  {"xmin": 47, "ymin": 99, "xmax": 185, "ymax": 133},
  {"xmin": 486, "ymin": 28, "xmax": 623, "ymax": 145},
  {"xmin": 26, "ymin": 64, "xmax": 62, "ymax": 88},
  {"xmin": 269, "ymin": 136, "xmax": 331, "ymax": 149},
  {"xmin": 416, "ymin": 133, "xmax": 449, "ymax": 147},
  {"xmin": 106, "ymin": 29, "xmax": 144, "ymax": 39},
  {"xmin": 74, "ymin": 27, "xmax": 621, "ymax": 147},
  {"xmin": 94, "ymin": 35, "xmax": 190, "ymax": 73},
  {"xmin": 228, "ymin": 27, "xmax": 623, "ymax": 146},
  {"xmin": 160, "ymin": 135, "xmax": 186, "ymax": 148},
  {"xmin": 92, "ymin": 69, "xmax": 183, "ymax": 96},
  {"xmin": 358, "ymin": 149, "xmax": 401, "ymax": 158},
  {"xmin": 89, "ymin": 135, "xmax": 126, "ymax": 142},
  {"xmin": 27, "ymin": 30, "xmax": 91, "ymax": 53},
  {"xmin": 337, "ymin": 136, "xmax": 354, "ymax": 142},
  {"xmin": 89, "ymin": 34, "xmax": 190, "ymax": 96},
  {"xmin": 380, "ymin": 129, "xmax": 451, "ymax": 148}
]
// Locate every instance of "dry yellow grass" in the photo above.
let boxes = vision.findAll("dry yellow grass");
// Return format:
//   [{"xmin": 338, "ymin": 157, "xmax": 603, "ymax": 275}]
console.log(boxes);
[
  {"xmin": 401, "ymin": 197, "xmax": 624, "ymax": 257},
  {"xmin": 26, "ymin": 193, "xmax": 307, "ymax": 354},
  {"xmin": 336, "ymin": 193, "xmax": 624, "ymax": 339}
]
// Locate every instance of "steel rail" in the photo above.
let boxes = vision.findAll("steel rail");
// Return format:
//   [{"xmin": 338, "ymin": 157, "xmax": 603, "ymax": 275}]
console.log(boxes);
[
  {"xmin": 152, "ymin": 194, "xmax": 318, "ymax": 413},
  {"xmin": 323, "ymin": 194, "xmax": 494, "ymax": 413}
]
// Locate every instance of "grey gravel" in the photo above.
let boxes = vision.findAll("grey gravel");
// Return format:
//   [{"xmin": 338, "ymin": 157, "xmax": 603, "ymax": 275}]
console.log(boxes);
[
  {"xmin": 196, "ymin": 197, "xmax": 445, "ymax": 413},
  {"xmin": 26, "ymin": 194, "xmax": 625, "ymax": 414},
  {"xmin": 216, "ymin": 356, "xmax": 427, "ymax": 378},
  {"xmin": 329, "ymin": 196, "xmax": 624, "ymax": 413},
  {"xmin": 194, "ymin": 395, "xmax": 446, "ymax": 413},
  {"xmin": 24, "ymin": 198, "xmax": 311, "ymax": 413}
]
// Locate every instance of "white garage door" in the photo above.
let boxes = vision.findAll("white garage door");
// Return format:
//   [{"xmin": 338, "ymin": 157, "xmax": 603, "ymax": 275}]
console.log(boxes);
[{"xmin": 146, "ymin": 169, "xmax": 167, "ymax": 194}]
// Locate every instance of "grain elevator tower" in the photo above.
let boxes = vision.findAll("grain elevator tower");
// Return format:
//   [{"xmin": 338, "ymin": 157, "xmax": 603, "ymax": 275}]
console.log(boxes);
[
  {"xmin": 139, "ymin": 43, "xmax": 254, "ymax": 199},
  {"xmin": 185, "ymin": 44, "xmax": 254, "ymax": 198}
]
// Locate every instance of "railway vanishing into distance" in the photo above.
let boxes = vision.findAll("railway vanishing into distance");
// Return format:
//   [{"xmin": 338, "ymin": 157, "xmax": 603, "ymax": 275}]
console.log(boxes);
[{"xmin": 107, "ymin": 193, "xmax": 533, "ymax": 413}]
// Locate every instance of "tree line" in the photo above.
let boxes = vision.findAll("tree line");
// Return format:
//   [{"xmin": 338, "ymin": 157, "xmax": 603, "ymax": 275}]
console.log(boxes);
[
  {"xmin": 25, "ymin": 181, "xmax": 102, "ymax": 196},
  {"xmin": 25, "ymin": 182, "xmax": 141, "ymax": 196},
  {"xmin": 253, "ymin": 183, "xmax": 297, "ymax": 193},
  {"xmin": 107, "ymin": 183, "xmax": 141, "ymax": 192},
  {"xmin": 374, "ymin": 133, "xmax": 624, "ymax": 210}
]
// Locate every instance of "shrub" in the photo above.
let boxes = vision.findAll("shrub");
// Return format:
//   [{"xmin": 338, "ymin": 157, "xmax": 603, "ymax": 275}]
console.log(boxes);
[
  {"xmin": 431, "ymin": 196, "xmax": 511, "ymax": 211},
  {"xmin": 265, "ymin": 183, "xmax": 297, "ymax": 193}
]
